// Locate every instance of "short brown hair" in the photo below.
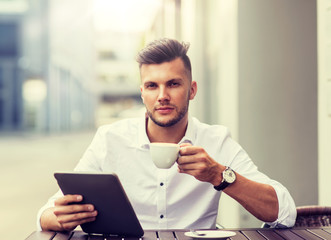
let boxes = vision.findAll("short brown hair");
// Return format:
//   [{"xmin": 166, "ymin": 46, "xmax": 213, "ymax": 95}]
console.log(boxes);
[{"xmin": 136, "ymin": 38, "xmax": 192, "ymax": 79}]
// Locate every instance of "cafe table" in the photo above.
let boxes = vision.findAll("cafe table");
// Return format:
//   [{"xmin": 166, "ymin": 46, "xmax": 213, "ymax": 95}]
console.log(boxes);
[{"xmin": 25, "ymin": 227, "xmax": 331, "ymax": 240}]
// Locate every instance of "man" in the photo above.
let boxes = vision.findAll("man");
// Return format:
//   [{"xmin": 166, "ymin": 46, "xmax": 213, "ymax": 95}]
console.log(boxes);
[{"xmin": 38, "ymin": 38, "xmax": 296, "ymax": 231}]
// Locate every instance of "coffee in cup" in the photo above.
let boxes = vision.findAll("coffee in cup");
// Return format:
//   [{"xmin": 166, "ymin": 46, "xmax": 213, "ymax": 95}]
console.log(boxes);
[{"xmin": 149, "ymin": 142, "xmax": 180, "ymax": 169}]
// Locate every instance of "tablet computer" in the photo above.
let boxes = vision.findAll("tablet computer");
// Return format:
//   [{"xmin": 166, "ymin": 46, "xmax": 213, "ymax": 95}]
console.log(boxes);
[{"xmin": 54, "ymin": 172, "xmax": 144, "ymax": 237}]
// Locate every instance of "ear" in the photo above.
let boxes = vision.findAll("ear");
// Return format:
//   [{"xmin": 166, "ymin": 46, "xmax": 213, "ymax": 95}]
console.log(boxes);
[{"xmin": 189, "ymin": 81, "xmax": 197, "ymax": 100}]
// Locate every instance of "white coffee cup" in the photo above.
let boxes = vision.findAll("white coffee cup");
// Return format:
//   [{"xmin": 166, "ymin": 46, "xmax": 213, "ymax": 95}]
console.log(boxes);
[{"xmin": 149, "ymin": 142, "xmax": 180, "ymax": 169}]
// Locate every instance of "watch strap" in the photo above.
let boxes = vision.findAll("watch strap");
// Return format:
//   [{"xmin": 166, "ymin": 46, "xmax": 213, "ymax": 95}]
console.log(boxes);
[
  {"xmin": 213, "ymin": 166, "xmax": 235, "ymax": 191},
  {"xmin": 213, "ymin": 181, "xmax": 230, "ymax": 191}
]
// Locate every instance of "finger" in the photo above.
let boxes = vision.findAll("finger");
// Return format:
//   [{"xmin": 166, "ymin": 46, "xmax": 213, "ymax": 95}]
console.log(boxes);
[
  {"xmin": 178, "ymin": 161, "xmax": 204, "ymax": 171},
  {"xmin": 179, "ymin": 143, "xmax": 193, "ymax": 156},
  {"xmin": 179, "ymin": 146, "xmax": 202, "ymax": 156},
  {"xmin": 178, "ymin": 165, "xmax": 212, "ymax": 182},
  {"xmin": 178, "ymin": 167, "xmax": 201, "ymax": 177},
  {"xmin": 177, "ymin": 155, "xmax": 198, "ymax": 165},
  {"xmin": 59, "ymin": 216, "xmax": 97, "ymax": 232},
  {"xmin": 53, "ymin": 204, "xmax": 95, "ymax": 216},
  {"xmin": 57, "ymin": 210, "xmax": 98, "ymax": 225},
  {"xmin": 55, "ymin": 195, "xmax": 83, "ymax": 206},
  {"xmin": 179, "ymin": 142, "xmax": 192, "ymax": 148},
  {"xmin": 177, "ymin": 151, "xmax": 207, "ymax": 164}
]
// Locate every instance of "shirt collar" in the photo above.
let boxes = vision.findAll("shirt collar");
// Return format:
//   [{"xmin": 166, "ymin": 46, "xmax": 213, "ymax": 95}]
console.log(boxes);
[
  {"xmin": 179, "ymin": 115, "xmax": 196, "ymax": 145},
  {"xmin": 138, "ymin": 114, "xmax": 150, "ymax": 149},
  {"xmin": 138, "ymin": 114, "xmax": 197, "ymax": 149}
]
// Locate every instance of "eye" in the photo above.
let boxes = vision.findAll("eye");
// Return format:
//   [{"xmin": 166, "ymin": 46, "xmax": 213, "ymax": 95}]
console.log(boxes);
[
  {"xmin": 168, "ymin": 81, "xmax": 180, "ymax": 87},
  {"xmin": 145, "ymin": 82, "xmax": 157, "ymax": 89}
]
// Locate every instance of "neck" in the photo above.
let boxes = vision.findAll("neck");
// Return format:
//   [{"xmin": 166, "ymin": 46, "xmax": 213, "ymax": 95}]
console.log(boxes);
[{"xmin": 146, "ymin": 115, "xmax": 188, "ymax": 143}]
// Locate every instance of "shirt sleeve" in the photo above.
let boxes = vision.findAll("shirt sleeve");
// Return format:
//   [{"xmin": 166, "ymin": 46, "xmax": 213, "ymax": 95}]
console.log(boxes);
[
  {"xmin": 220, "ymin": 133, "xmax": 297, "ymax": 228},
  {"xmin": 265, "ymin": 182, "xmax": 297, "ymax": 228},
  {"xmin": 36, "ymin": 190, "xmax": 63, "ymax": 230},
  {"xmin": 36, "ymin": 127, "xmax": 106, "ymax": 230},
  {"xmin": 74, "ymin": 126, "xmax": 107, "ymax": 172}
]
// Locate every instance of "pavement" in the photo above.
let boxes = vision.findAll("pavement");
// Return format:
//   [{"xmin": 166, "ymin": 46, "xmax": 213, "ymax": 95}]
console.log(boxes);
[{"xmin": 0, "ymin": 130, "xmax": 96, "ymax": 240}]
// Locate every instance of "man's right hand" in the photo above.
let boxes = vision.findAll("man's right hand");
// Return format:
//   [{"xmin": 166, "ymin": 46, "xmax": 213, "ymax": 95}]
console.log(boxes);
[{"xmin": 40, "ymin": 194, "xmax": 98, "ymax": 232}]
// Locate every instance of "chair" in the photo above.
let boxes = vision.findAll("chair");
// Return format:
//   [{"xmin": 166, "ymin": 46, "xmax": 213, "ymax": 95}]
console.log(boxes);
[{"xmin": 294, "ymin": 205, "xmax": 331, "ymax": 227}]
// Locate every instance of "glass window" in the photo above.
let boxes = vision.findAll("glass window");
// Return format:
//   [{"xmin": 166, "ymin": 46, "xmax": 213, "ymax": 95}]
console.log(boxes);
[
  {"xmin": 0, "ymin": 66, "xmax": 3, "ymax": 88},
  {"xmin": 0, "ymin": 99, "xmax": 3, "ymax": 125},
  {"xmin": 0, "ymin": 22, "xmax": 18, "ymax": 57}
]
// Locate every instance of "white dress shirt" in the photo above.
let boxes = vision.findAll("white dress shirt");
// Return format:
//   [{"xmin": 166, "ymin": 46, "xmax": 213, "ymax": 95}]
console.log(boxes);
[{"xmin": 37, "ymin": 116, "xmax": 296, "ymax": 230}]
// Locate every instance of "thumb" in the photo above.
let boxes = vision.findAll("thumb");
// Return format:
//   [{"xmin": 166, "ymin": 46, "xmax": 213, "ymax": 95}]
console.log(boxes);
[{"xmin": 180, "ymin": 142, "xmax": 192, "ymax": 148}]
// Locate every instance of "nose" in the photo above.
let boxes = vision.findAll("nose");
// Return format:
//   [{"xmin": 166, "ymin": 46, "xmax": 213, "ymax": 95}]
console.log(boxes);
[{"xmin": 157, "ymin": 86, "xmax": 170, "ymax": 103}]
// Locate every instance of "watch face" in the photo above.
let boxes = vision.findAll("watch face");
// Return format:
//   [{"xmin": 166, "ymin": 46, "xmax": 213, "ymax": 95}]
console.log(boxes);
[{"xmin": 224, "ymin": 168, "xmax": 236, "ymax": 183}]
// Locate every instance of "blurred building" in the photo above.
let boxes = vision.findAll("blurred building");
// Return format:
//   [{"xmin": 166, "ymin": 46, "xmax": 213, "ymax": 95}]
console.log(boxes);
[
  {"xmin": 46, "ymin": 0, "xmax": 96, "ymax": 132},
  {"xmin": 0, "ymin": 0, "xmax": 26, "ymax": 131},
  {"xmin": 0, "ymin": 0, "xmax": 95, "ymax": 133}
]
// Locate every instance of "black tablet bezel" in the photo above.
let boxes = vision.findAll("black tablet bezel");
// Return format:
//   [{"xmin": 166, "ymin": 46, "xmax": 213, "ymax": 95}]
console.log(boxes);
[{"xmin": 54, "ymin": 172, "xmax": 144, "ymax": 237}]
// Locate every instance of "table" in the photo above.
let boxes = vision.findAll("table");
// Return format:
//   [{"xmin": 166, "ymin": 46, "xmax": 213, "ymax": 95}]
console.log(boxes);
[{"xmin": 26, "ymin": 227, "xmax": 331, "ymax": 240}]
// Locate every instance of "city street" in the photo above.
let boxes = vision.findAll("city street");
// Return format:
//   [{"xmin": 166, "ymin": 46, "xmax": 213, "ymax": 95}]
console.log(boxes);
[{"xmin": 0, "ymin": 130, "xmax": 95, "ymax": 240}]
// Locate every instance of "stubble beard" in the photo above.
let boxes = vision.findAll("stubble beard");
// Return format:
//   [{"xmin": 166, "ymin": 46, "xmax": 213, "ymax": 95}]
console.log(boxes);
[{"xmin": 146, "ymin": 96, "xmax": 190, "ymax": 128}]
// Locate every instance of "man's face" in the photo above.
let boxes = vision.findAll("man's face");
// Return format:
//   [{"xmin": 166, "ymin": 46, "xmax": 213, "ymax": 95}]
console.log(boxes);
[{"xmin": 140, "ymin": 58, "xmax": 197, "ymax": 127}]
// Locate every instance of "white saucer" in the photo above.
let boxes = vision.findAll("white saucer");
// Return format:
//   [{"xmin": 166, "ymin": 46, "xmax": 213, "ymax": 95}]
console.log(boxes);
[{"xmin": 184, "ymin": 230, "xmax": 236, "ymax": 239}]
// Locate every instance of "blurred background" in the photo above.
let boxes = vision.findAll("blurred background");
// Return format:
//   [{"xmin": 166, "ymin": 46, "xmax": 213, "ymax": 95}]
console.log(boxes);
[{"xmin": 0, "ymin": 0, "xmax": 330, "ymax": 239}]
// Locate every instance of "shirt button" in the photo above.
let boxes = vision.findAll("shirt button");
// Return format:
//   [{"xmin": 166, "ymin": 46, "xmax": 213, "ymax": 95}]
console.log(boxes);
[
  {"xmin": 160, "ymin": 215, "xmax": 164, "ymax": 219},
  {"xmin": 160, "ymin": 182, "xmax": 164, "ymax": 186}
]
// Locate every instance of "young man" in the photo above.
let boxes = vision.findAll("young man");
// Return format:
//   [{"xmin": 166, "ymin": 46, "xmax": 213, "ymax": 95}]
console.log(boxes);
[{"xmin": 38, "ymin": 38, "xmax": 296, "ymax": 231}]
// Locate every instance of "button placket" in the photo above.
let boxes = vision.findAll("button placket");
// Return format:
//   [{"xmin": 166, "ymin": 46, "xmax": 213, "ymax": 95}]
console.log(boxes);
[{"xmin": 156, "ymin": 169, "xmax": 167, "ymax": 228}]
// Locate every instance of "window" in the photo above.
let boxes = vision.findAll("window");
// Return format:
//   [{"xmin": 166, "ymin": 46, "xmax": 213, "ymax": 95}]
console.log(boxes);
[
  {"xmin": 0, "ymin": 66, "xmax": 3, "ymax": 88},
  {"xmin": 0, "ymin": 22, "xmax": 18, "ymax": 57}
]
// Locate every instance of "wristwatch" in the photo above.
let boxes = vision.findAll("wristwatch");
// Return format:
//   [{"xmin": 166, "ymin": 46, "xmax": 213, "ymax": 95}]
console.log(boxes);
[{"xmin": 214, "ymin": 166, "xmax": 236, "ymax": 191}]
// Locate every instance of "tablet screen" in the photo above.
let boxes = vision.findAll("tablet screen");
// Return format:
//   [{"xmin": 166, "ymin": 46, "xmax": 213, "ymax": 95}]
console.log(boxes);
[{"xmin": 54, "ymin": 172, "xmax": 144, "ymax": 237}]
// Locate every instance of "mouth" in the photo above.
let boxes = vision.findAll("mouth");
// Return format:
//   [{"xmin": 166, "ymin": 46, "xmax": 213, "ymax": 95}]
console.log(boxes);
[{"xmin": 155, "ymin": 106, "xmax": 175, "ymax": 114}]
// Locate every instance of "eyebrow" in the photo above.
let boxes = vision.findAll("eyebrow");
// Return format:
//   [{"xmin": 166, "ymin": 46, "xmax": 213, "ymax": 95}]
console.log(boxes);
[
  {"xmin": 143, "ymin": 78, "xmax": 183, "ymax": 85},
  {"xmin": 168, "ymin": 78, "xmax": 183, "ymax": 82}
]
